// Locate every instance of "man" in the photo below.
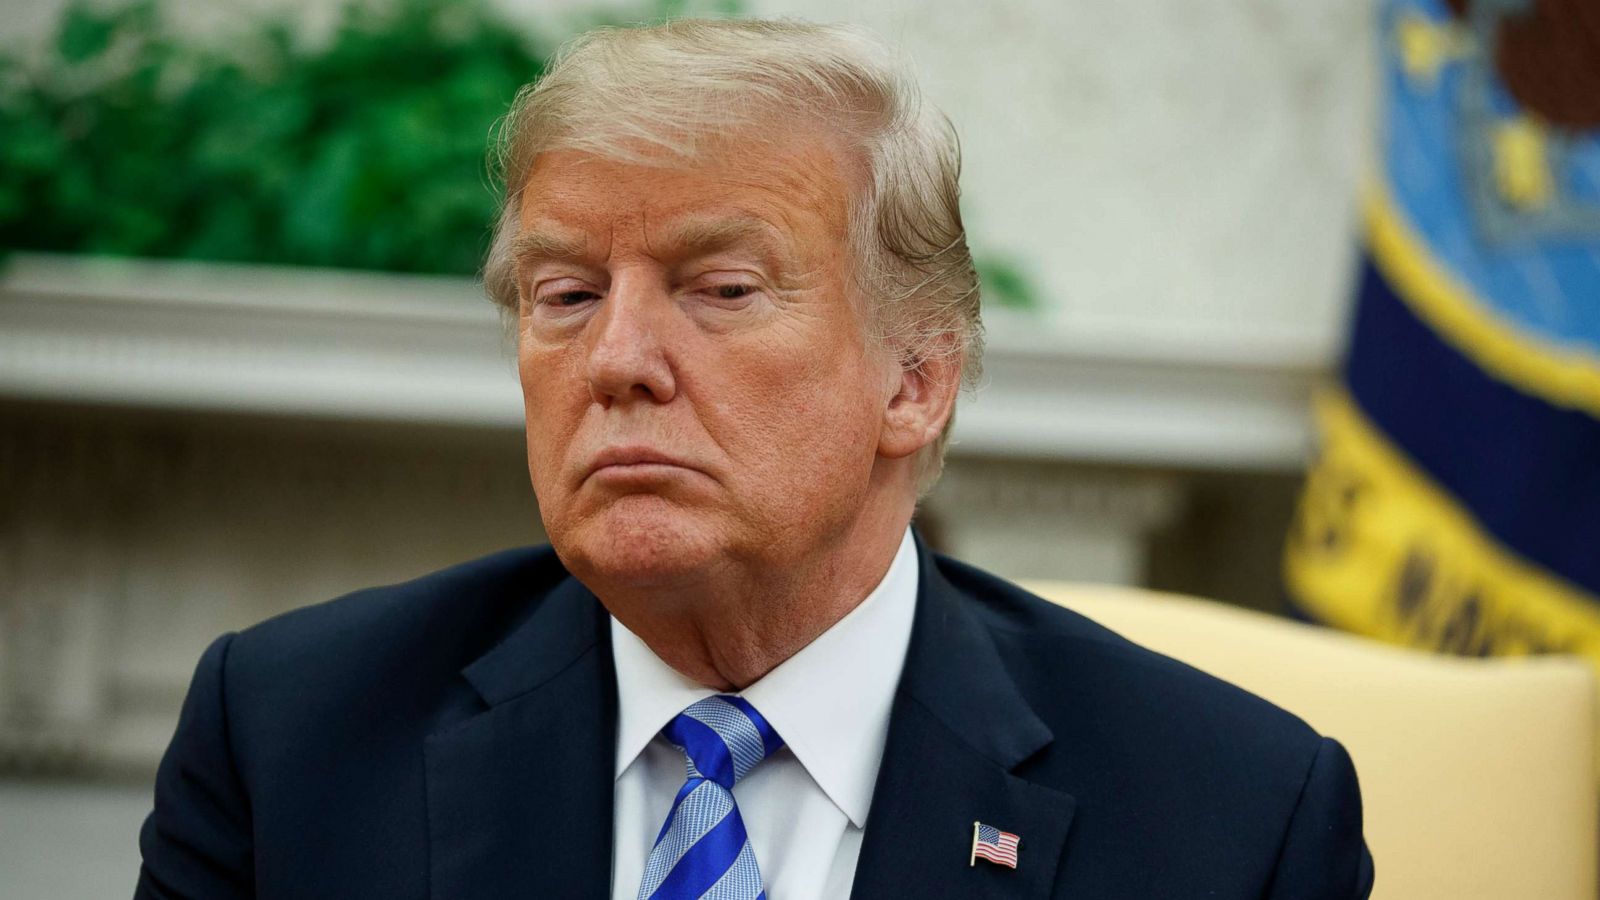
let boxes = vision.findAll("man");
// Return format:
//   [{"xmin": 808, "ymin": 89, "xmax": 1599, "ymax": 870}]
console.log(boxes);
[{"xmin": 136, "ymin": 19, "xmax": 1374, "ymax": 900}]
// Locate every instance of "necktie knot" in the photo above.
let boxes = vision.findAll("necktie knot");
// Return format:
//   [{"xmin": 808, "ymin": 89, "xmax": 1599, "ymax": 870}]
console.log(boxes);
[{"xmin": 661, "ymin": 695, "xmax": 783, "ymax": 791}]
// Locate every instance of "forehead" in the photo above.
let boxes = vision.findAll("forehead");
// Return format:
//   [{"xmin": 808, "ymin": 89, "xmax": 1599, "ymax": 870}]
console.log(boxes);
[{"xmin": 515, "ymin": 129, "xmax": 858, "ymax": 247}]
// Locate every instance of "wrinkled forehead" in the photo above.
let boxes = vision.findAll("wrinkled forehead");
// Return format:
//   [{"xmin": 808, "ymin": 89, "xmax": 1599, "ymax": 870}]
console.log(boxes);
[{"xmin": 513, "ymin": 123, "xmax": 864, "ymax": 250}]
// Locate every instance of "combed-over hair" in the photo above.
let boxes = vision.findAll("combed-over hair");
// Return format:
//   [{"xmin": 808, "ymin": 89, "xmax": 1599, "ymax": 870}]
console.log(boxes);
[{"xmin": 482, "ymin": 19, "xmax": 983, "ymax": 493}]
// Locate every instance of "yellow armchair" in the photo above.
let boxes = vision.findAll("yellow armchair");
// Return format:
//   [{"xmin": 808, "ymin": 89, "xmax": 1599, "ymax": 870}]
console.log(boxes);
[{"xmin": 1023, "ymin": 582, "xmax": 1598, "ymax": 900}]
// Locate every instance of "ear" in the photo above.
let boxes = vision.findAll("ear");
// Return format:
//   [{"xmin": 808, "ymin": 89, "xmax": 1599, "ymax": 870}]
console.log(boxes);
[{"xmin": 878, "ymin": 337, "xmax": 963, "ymax": 460}]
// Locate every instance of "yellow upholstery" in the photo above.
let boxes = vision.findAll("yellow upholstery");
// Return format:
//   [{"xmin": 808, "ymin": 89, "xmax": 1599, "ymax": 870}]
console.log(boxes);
[{"xmin": 1022, "ymin": 581, "xmax": 1598, "ymax": 900}]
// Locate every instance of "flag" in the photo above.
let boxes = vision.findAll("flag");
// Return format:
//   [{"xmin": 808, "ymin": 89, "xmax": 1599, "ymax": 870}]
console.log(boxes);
[
  {"xmin": 1286, "ymin": 0, "xmax": 1600, "ymax": 676},
  {"xmin": 971, "ymin": 822, "xmax": 1020, "ymax": 869}
]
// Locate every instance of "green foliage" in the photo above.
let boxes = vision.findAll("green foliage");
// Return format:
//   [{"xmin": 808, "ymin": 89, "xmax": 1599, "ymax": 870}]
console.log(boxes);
[
  {"xmin": 975, "ymin": 255, "xmax": 1039, "ymax": 310},
  {"xmin": 0, "ymin": 0, "xmax": 676, "ymax": 274}
]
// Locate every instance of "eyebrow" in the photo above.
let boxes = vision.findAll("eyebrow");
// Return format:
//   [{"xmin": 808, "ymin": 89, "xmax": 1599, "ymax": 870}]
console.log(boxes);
[
  {"xmin": 509, "ymin": 227, "xmax": 591, "ymax": 268},
  {"xmin": 509, "ymin": 213, "xmax": 793, "ymax": 270},
  {"xmin": 650, "ymin": 215, "xmax": 782, "ymax": 260}
]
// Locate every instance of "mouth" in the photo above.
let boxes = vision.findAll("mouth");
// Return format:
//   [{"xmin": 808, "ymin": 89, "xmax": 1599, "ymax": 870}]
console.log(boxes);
[{"xmin": 583, "ymin": 446, "xmax": 707, "ymax": 484}]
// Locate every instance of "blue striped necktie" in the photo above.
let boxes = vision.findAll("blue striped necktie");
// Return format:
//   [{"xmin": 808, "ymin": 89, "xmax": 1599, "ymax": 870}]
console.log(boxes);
[{"xmin": 635, "ymin": 695, "xmax": 784, "ymax": 900}]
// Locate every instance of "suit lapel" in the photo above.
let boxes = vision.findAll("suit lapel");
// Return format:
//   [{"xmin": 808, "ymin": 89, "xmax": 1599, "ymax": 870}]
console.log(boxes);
[
  {"xmin": 424, "ymin": 577, "xmax": 617, "ymax": 900},
  {"xmin": 850, "ymin": 535, "xmax": 1077, "ymax": 899}
]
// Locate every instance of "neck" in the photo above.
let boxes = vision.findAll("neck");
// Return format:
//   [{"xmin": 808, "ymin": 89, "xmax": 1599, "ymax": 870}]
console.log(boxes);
[{"xmin": 603, "ymin": 497, "xmax": 914, "ymax": 691}]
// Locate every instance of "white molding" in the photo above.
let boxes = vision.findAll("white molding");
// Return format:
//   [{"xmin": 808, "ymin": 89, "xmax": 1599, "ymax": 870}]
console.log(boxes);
[
  {"xmin": 963, "ymin": 309, "xmax": 1336, "ymax": 470},
  {"xmin": 0, "ymin": 253, "xmax": 1335, "ymax": 470},
  {"xmin": 0, "ymin": 253, "xmax": 523, "ymax": 427}
]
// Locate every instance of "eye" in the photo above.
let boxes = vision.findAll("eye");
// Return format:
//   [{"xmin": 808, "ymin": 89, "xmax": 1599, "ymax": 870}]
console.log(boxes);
[
  {"xmin": 695, "ymin": 278, "xmax": 762, "ymax": 308},
  {"xmin": 531, "ymin": 277, "xmax": 601, "ymax": 310},
  {"xmin": 550, "ymin": 289, "xmax": 600, "ymax": 306}
]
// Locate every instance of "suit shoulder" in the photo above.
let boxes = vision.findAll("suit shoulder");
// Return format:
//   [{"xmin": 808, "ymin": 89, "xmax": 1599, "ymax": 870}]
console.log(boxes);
[
  {"xmin": 226, "ymin": 545, "xmax": 570, "ymax": 682},
  {"xmin": 935, "ymin": 553, "xmax": 1325, "ymax": 753},
  {"xmin": 929, "ymin": 558, "xmax": 1368, "ymax": 894}
]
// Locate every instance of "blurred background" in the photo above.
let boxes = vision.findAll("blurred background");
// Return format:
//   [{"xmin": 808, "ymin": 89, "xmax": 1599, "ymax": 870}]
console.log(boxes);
[{"xmin": 1, "ymin": 0, "xmax": 1596, "ymax": 896}]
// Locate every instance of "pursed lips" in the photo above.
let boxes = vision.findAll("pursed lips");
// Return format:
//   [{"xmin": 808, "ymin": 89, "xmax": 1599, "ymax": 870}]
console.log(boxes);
[{"xmin": 583, "ymin": 446, "xmax": 707, "ymax": 483}]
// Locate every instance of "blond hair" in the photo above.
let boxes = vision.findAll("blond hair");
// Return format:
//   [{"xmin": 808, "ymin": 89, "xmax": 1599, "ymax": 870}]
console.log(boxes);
[{"xmin": 483, "ymin": 19, "xmax": 983, "ymax": 492}]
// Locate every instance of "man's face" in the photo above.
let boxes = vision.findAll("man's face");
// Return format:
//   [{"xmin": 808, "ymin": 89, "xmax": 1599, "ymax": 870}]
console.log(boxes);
[{"xmin": 513, "ymin": 132, "xmax": 897, "ymax": 591}]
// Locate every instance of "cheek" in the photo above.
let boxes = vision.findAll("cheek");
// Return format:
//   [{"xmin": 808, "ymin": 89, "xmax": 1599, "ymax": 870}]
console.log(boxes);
[
  {"xmin": 711, "ymin": 335, "xmax": 884, "ymax": 496},
  {"xmin": 517, "ymin": 345, "xmax": 586, "ymax": 490}
]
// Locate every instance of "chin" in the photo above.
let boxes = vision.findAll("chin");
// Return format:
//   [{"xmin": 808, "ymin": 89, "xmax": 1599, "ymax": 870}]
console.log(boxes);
[{"xmin": 550, "ymin": 494, "xmax": 725, "ymax": 589}]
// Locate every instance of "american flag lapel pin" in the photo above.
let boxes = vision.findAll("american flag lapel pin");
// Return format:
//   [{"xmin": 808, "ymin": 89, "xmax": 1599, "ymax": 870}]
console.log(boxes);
[{"xmin": 970, "ymin": 821, "xmax": 1021, "ymax": 869}]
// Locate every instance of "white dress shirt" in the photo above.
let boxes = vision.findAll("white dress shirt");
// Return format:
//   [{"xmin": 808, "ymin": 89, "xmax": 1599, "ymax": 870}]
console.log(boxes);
[{"xmin": 609, "ymin": 527, "xmax": 920, "ymax": 900}]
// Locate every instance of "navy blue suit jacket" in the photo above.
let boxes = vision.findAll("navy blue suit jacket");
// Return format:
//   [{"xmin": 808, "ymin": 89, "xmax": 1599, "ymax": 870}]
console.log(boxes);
[{"xmin": 137, "ymin": 536, "xmax": 1374, "ymax": 898}]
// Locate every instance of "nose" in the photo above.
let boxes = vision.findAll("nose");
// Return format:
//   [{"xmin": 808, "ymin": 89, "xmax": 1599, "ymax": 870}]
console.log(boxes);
[{"xmin": 584, "ymin": 271, "xmax": 678, "ymax": 406}]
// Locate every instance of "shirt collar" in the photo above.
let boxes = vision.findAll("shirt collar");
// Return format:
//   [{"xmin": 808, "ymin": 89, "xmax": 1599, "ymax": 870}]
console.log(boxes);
[{"xmin": 610, "ymin": 527, "xmax": 920, "ymax": 828}]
